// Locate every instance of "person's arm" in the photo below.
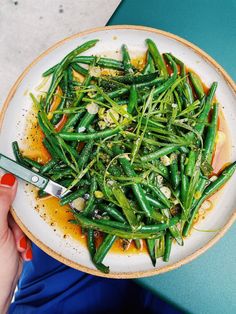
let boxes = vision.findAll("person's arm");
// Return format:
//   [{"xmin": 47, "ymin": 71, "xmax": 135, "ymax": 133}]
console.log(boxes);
[{"xmin": 0, "ymin": 173, "xmax": 32, "ymax": 314}]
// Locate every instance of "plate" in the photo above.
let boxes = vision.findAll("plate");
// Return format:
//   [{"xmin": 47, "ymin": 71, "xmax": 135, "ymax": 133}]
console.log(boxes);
[{"xmin": 1, "ymin": 26, "xmax": 236, "ymax": 278}]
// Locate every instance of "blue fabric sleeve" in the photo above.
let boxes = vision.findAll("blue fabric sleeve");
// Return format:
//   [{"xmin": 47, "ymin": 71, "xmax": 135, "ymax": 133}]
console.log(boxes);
[{"xmin": 9, "ymin": 244, "xmax": 183, "ymax": 314}]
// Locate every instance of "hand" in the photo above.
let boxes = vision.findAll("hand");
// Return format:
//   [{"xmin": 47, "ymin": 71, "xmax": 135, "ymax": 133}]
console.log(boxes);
[{"xmin": 0, "ymin": 173, "xmax": 32, "ymax": 313}]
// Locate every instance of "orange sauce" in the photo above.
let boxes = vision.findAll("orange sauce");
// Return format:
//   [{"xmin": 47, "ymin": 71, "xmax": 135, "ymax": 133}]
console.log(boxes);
[
  {"xmin": 22, "ymin": 108, "xmax": 50, "ymax": 164},
  {"xmin": 22, "ymin": 57, "xmax": 231, "ymax": 252}
]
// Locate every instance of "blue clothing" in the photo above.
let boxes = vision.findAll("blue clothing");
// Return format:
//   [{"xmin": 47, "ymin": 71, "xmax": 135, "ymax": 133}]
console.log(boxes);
[{"xmin": 10, "ymin": 244, "xmax": 182, "ymax": 314}]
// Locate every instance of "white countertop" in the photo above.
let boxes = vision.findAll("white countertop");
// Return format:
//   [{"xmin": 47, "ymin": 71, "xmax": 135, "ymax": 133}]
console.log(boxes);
[{"xmin": 0, "ymin": 0, "xmax": 121, "ymax": 107}]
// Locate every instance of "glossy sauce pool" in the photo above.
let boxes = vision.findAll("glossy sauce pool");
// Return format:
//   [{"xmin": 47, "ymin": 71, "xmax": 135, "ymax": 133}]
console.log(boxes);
[{"xmin": 22, "ymin": 57, "xmax": 231, "ymax": 254}]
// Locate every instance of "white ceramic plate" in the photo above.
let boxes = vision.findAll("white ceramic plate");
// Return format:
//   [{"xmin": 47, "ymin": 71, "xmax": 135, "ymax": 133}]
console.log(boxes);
[{"xmin": 1, "ymin": 26, "xmax": 236, "ymax": 278}]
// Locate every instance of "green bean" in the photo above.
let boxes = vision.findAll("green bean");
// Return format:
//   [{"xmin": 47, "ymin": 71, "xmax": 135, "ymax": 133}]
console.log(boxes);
[
  {"xmin": 43, "ymin": 65, "xmax": 58, "ymax": 77},
  {"xmin": 146, "ymin": 239, "xmax": 156, "ymax": 266},
  {"xmin": 189, "ymin": 72, "xmax": 205, "ymax": 99},
  {"xmin": 108, "ymin": 165, "xmax": 123, "ymax": 177},
  {"xmin": 179, "ymin": 146, "xmax": 189, "ymax": 154},
  {"xmin": 152, "ymin": 53, "xmax": 177, "ymax": 98},
  {"xmin": 61, "ymin": 110, "xmax": 85, "ymax": 132},
  {"xmin": 156, "ymin": 235, "xmax": 165, "ymax": 258},
  {"xmin": 98, "ymin": 77, "xmax": 128, "ymax": 91},
  {"xmin": 145, "ymin": 194, "xmax": 166, "ymax": 209},
  {"xmin": 55, "ymin": 134, "xmax": 79, "ymax": 160},
  {"xmin": 77, "ymin": 141, "xmax": 94, "ymax": 170},
  {"xmin": 51, "ymin": 71, "xmax": 68, "ymax": 125},
  {"xmin": 83, "ymin": 177, "xmax": 97, "ymax": 216},
  {"xmin": 169, "ymin": 153, "xmax": 180, "ymax": 190},
  {"xmin": 12, "ymin": 141, "xmax": 42, "ymax": 170},
  {"xmin": 96, "ymin": 219, "xmax": 129, "ymax": 230},
  {"xmin": 202, "ymin": 104, "xmax": 219, "ymax": 164},
  {"xmin": 59, "ymin": 126, "xmax": 121, "ymax": 141},
  {"xmin": 38, "ymin": 190, "xmax": 49, "ymax": 198},
  {"xmin": 134, "ymin": 239, "xmax": 142, "ymax": 250},
  {"xmin": 123, "ymin": 131, "xmax": 174, "ymax": 149},
  {"xmin": 74, "ymin": 74, "xmax": 92, "ymax": 108},
  {"xmin": 94, "ymin": 172, "xmax": 113, "ymax": 200},
  {"xmin": 183, "ymin": 177, "xmax": 208, "ymax": 226},
  {"xmin": 43, "ymin": 56, "xmax": 124, "ymax": 76},
  {"xmin": 43, "ymin": 138, "xmax": 59, "ymax": 160},
  {"xmin": 142, "ymin": 51, "xmax": 155, "ymax": 74},
  {"xmin": 183, "ymin": 162, "xmax": 236, "ymax": 236},
  {"xmin": 111, "ymin": 71, "xmax": 159, "ymax": 85},
  {"xmin": 87, "ymin": 229, "xmax": 109, "ymax": 274},
  {"xmin": 180, "ymin": 154, "xmax": 189, "ymax": 206},
  {"xmin": 185, "ymin": 83, "xmax": 218, "ymax": 176},
  {"xmin": 44, "ymin": 136, "xmax": 67, "ymax": 163},
  {"xmin": 198, "ymin": 161, "xmax": 236, "ymax": 199},
  {"xmin": 182, "ymin": 82, "xmax": 194, "ymax": 105},
  {"xmin": 185, "ymin": 150, "xmax": 197, "ymax": 177},
  {"xmin": 71, "ymin": 63, "xmax": 88, "ymax": 76},
  {"xmin": 73, "ymin": 55, "xmax": 124, "ymax": 70},
  {"xmin": 93, "ymin": 234, "xmax": 116, "ymax": 264},
  {"xmin": 112, "ymin": 185, "xmax": 140, "ymax": 230},
  {"xmin": 59, "ymin": 187, "xmax": 87, "ymax": 206},
  {"xmin": 87, "ymin": 229, "xmax": 96, "ymax": 257},
  {"xmin": 156, "ymin": 162, "xmax": 170, "ymax": 179},
  {"xmin": 163, "ymin": 230, "xmax": 172, "ymax": 262},
  {"xmin": 136, "ymin": 77, "xmax": 165, "ymax": 90},
  {"xmin": 140, "ymin": 145, "xmax": 180, "ymax": 162},
  {"xmin": 93, "ymin": 261, "xmax": 110, "ymax": 274},
  {"xmin": 12, "ymin": 141, "xmax": 30, "ymax": 167},
  {"xmin": 76, "ymin": 111, "xmax": 96, "ymax": 132},
  {"xmin": 98, "ymin": 204, "xmax": 127, "ymax": 223},
  {"xmin": 114, "ymin": 147, "xmax": 165, "ymax": 222},
  {"xmin": 146, "ymin": 38, "xmax": 168, "ymax": 79},
  {"xmin": 195, "ymin": 82, "xmax": 218, "ymax": 136},
  {"xmin": 72, "ymin": 213, "xmax": 179, "ymax": 239},
  {"xmin": 95, "ymin": 87, "xmax": 129, "ymax": 102},
  {"xmin": 121, "ymin": 44, "xmax": 133, "ymax": 74},
  {"xmin": 45, "ymin": 40, "xmax": 98, "ymax": 112},
  {"xmin": 67, "ymin": 65, "xmax": 74, "ymax": 83},
  {"xmin": 23, "ymin": 157, "xmax": 42, "ymax": 170},
  {"xmin": 40, "ymin": 159, "xmax": 57, "ymax": 174},
  {"xmin": 144, "ymin": 184, "xmax": 171, "ymax": 208},
  {"xmin": 51, "ymin": 169, "xmax": 74, "ymax": 181},
  {"xmin": 162, "ymin": 207, "xmax": 183, "ymax": 246},
  {"xmin": 48, "ymin": 162, "xmax": 71, "ymax": 172},
  {"xmin": 170, "ymin": 54, "xmax": 186, "ymax": 81},
  {"xmin": 127, "ymin": 85, "xmax": 137, "ymax": 114}
]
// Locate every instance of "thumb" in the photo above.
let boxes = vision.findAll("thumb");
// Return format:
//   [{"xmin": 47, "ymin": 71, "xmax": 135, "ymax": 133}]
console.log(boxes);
[{"xmin": 0, "ymin": 174, "xmax": 17, "ymax": 238}]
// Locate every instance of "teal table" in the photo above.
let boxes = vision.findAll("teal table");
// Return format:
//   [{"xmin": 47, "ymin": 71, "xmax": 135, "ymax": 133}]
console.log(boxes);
[{"xmin": 109, "ymin": 1, "xmax": 236, "ymax": 313}]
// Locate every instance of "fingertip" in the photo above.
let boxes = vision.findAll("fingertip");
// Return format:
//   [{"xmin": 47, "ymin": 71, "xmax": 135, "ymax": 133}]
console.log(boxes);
[
  {"xmin": 17, "ymin": 235, "xmax": 28, "ymax": 253},
  {"xmin": 22, "ymin": 246, "xmax": 33, "ymax": 262},
  {"xmin": 0, "ymin": 173, "xmax": 16, "ymax": 187},
  {"xmin": 0, "ymin": 173, "xmax": 18, "ymax": 203}
]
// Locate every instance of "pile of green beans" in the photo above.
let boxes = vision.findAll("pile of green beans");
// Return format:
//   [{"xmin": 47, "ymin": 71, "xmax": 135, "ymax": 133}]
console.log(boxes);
[{"xmin": 14, "ymin": 38, "xmax": 236, "ymax": 273}]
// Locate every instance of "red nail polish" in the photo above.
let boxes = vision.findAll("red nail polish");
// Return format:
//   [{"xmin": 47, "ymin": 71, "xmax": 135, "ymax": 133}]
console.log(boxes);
[
  {"xmin": 0, "ymin": 173, "xmax": 16, "ymax": 187},
  {"xmin": 19, "ymin": 236, "xmax": 27, "ymax": 250},
  {"xmin": 25, "ymin": 248, "xmax": 33, "ymax": 260}
]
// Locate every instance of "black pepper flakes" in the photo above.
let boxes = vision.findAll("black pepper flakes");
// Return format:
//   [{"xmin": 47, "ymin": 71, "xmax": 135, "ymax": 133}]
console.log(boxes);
[{"xmin": 59, "ymin": 4, "xmax": 64, "ymax": 13}]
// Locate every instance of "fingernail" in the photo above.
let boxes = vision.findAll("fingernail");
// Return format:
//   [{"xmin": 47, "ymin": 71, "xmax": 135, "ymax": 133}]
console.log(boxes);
[
  {"xmin": 0, "ymin": 173, "xmax": 16, "ymax": 187},
  {"xmin": 19, "ymin": 236, "xmax": 27, "ymax": 250},
  {"xmin": 25, "ymin": 248, "xmax": 33, "ymax": 260}
]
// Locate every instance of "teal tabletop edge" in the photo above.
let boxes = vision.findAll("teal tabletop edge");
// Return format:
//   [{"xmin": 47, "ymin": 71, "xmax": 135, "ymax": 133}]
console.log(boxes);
[{"xmin": 108, "ymin": 1, "xmax": 236, "ymax": 314}]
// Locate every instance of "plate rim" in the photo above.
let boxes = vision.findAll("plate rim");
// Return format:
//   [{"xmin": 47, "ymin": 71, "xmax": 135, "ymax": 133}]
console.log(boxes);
[{"xmin": 1, "ymin": 25, "xmax": 236, "ymax": 279}]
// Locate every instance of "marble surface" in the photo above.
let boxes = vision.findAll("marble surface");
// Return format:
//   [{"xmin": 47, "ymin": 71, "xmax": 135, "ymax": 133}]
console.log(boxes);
[{"xmin": 0, "ymin": 0, "xmax": 121, "ymax": 106}]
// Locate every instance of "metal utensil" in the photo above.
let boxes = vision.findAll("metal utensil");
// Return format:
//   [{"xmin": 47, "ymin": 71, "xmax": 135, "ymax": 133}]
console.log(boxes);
[{"xmin": 0, "ymin": 154, "xmax": 69, "ymax": 199}]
